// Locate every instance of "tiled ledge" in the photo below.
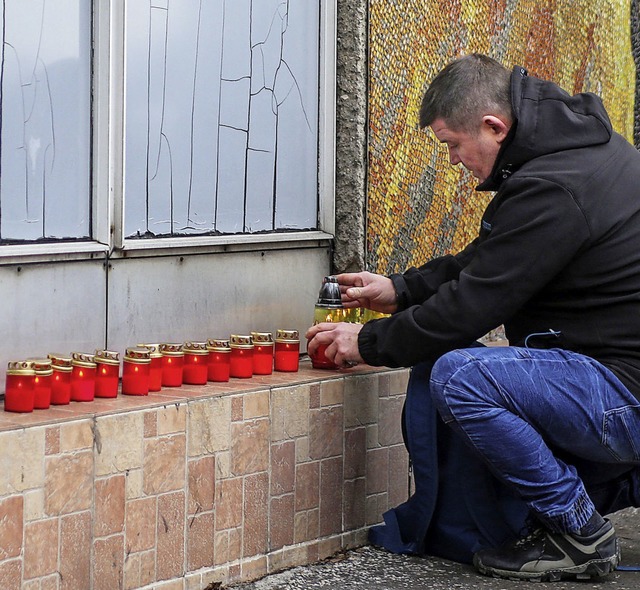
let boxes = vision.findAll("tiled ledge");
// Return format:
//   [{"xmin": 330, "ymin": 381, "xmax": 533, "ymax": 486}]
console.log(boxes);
[{"xmin": 0, "ymin": 359, "xmax": 410, "ymax": 590}]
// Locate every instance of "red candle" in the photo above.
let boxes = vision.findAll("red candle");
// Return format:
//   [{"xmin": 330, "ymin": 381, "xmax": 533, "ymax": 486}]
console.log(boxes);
[
  {"xmin": 274, "ymin": 329, "xmax": 300, "ymax": 372},
  {"xmin": 310, "ymin": 342, "xmax": 339, "ymax": 369},
  {"xmin": 160, "ymin": 343, "xmax": 184, "ymax": 387},
  {"xmin": 122, "ymin": 347, "xmax": 151, "ymax": 396},
  {"xmin": 4, "ymin": 361, "xmax": 36, "ymax": 413},
  {"xmin": 251, "ymin": 332, "xmax": 274, "ymax": 375},
  {"xmin": 49, "ymin": 354, "xmax": 72, "ymax": 405},
  {"xmin": 94, "ymin": 350, "xmax": 120, "ymax": 398},
  {"xmin": 137, "ymin": 344, "xmax": 162, "ymax": 391},
  {"xmin": 207, "ymin": 339, "xmax": 231, "ymax": 382},
  {"xmin": 71, "ymin": 353, "xmax": 97, "ymax": 402},
  {"xmin": 183, "ymin": 341, "xmax": 209, "ymax": 385},
  {"xmin": 30, "ymin": 358, "xmax": 53, "ymax": 409},
  {"xmin": 229, "ymin": 335, "xmax": 254, "ymax": 379}
]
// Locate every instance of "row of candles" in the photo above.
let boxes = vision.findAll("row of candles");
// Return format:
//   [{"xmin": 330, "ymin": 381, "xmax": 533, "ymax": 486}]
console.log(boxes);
[{"xmin": 4, "ymin": 330, "xmax": 301, "ymax": 413}]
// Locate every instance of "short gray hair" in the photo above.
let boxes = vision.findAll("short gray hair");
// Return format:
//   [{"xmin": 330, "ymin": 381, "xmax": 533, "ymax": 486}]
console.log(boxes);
[{"xmin": 419, "ymin": 54, "xmax": 512, "ymax": 133}]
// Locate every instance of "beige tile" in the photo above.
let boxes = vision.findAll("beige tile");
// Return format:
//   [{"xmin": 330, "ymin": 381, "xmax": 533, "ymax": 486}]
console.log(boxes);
[
  {"xmin": 45, "ymin": 425, "xmax": 60, "ymax": 455},
  {"xmin": 230, "ymin": 419, "xmax": 269, "ymax": 476},
  {"xmin": 344, "ymin": 374, "xmax": 379, "ymax": 428},
  {"xmin": 143, "ymin": 433, "xmax": 186, "ymax": 495},
  {"xmin": 320, "ymin": 378, "xmax": 345, "ymax": 406},
  {"xmin": 94, "ymin": 475, "xmax": 125, "ymax": 537},
  {"xmin": 243, "ymin": 390, "xmax": 269, "ymax": 419},
  {"xmin": 24, "ymin": 517, "xmax": 59, "ymax": 579},
  {"xmin": 45, "ymin": 451, "xmax": 93, "ymax": 515},
  {"xmin": 157, "ymin": 402, "xmax": 187, "ymax": 435},
  {"xmin": 241, "ymin": 555, "xmax": 268, "ymax": 583},
  {"xmin": 309, "ymin": 406, "xmax": 344, "ymax": 460},
  {"xmin": 188, "ymin": 456, "xmax": 215, "ymax": 514},
  {"xmin": 23, "ymin": 488, "xmax": 45, "ymax": 522},
  {"xmin": 0, "ymin": 428, "xmax": 45, "ymax": 495},
  {"xmin": 378, "ymin": 395, "xmax": 404, "ymax": 447},
  {"xmin": 125, "ymin": 468, "xmax": 144, "ymax": 500},
  {"xmin": 59, "ymin": 419, "xmax": 93, "ymax": 452},
  {"xmin": 94, "ymin": 413, "xmax": 144, "ymax": 476},
  {"xmin": 125, "ymin": 496, "xmax": 157, "ymax": 553},
  {"xmin": 188, "ymin": 397, "xmax": 231, "ymax": 457},
  {"xmin": 271, "ymin": 384, "xmax": 310, "ymax": 441}
]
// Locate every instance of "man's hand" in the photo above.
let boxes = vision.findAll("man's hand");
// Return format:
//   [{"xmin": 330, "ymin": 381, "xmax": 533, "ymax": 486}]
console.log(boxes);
[
  {"xmin": 305, "ymin": 322, "xmax": 364, "ymax": 368},
  {"xmin": 334, "ymin": 271, "xmax": 398, "ymax": 314}
]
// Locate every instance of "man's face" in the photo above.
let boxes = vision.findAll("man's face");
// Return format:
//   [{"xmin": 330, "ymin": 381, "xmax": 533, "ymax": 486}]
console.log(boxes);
[{"xmin": 430, "ymin": 117, "xmax": 506, "ymax": 183}]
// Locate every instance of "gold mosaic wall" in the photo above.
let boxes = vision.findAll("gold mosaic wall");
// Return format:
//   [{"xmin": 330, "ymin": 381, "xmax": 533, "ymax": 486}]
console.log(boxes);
[{"xmin": 367, "ymin": 0, "xmax": 635, "ymax": 275}]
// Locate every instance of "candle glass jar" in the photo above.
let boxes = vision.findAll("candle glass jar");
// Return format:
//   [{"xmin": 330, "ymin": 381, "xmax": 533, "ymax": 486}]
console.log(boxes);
[
  {"xmin": 49, "ymin": 354, "xmax": 73, "ymax": 405},
  {"xmin": 137, "ymin": 344, "xmax": 162, "ymax": 392},
  {"xmin": 274, "ymin": 329, "xmax": 300, "ymax": 372},
  {"xmin": 122, "ymin": 347, "xmax": 151, "ymax": 395},
  {"xmin": 183, "ymin": 341, "xmax": 209, "ymax": 385},
  {"xmin": 310, "ymin": 276, "xmax": 350, "ymax": 370},
  {"xmin": 71, "ymin": 353, "xmax": 97, "ymax": 402},
  {"xmin": 4, "ymin": 361, "xmax": 36, "ymax": 413},
  {"xmin": 229, "ymin": 335, "xmax": 254, "ymax": 378},
  {"xmin": 160, "ymin": 343, "xmax": 184, "ymax": 387},
  {"xmin": 30, "ymin": 358, "xmax": 53, "ymax": 409},
  {"xmin": 207, "ymin": 339, "xmax": 231, "ymax": 382},
  {"xmin": 251, "ymin": 332, "xmax": 274, "ymax": 375},
  {"xmin": 94, "ymin": 350, "xmax": 120, "ymax": 398}
]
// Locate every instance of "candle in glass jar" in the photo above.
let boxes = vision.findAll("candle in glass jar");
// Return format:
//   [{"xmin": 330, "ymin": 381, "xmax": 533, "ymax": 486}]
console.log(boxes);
[
  {"xmin": 229, "ymin": 335, "xmax": 254, "ymax": 378},
  {"xmin": 29, "ymin": 358, "xmax": 53, "ymax": 409},
  {"xmin": 274, "ymin": 329, "xmax": 300, "ymax": 372},
  {"xmin": 137, "ymin": 344, "xmax": 162, "ymax": 391},
  {"xmin": 160, "ymin": 343, "xmax": 184, "ymax": 387},
  {"xmin": 122, "ymin": 347, "xmax": 151, "ymax": 395},
  {"xmin": 251, "ymin": 332, "xmax": 274, "ymax": 375},
  {"xmin": 48, "ymin": 353, "xmax": 73, "ymax": 405},
  {"xmin": 71, "ymin": 353, "xmax": 97, "ymax": 402},
  {"xmin": 183, "ymin": 341, "xmax": 209, "ymax": 385},
  {"xmin": 4, "ymin": 361, "xmax": 36, "ymax": 413},
  {"xmin": 94, "ymin": 350, "xmax": 120, "ymax": 398},
  {"xmin": 206, "ymin": 339, "xmax": 231, "ymax": 382}
]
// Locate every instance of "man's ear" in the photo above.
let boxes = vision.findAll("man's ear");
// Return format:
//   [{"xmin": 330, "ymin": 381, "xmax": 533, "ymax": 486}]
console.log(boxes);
[{"xmin": 482, "ymin": 115, "xmax": 510, "ymax": 142}]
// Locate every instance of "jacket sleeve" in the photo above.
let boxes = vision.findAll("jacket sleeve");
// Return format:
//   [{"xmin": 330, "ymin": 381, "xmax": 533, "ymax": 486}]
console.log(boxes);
[{"xmin": 358, "ymin": 177, "xmax": 591, "ymax": 367}]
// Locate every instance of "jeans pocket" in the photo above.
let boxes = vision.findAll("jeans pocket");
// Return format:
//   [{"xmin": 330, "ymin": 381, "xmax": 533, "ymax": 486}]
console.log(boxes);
[{"xmin": 603, "ymin": 406, "xmax": 640, "ymax": 462}]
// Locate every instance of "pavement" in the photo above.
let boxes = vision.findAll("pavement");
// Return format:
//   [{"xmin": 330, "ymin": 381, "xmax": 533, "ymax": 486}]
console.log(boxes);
[{"xmin": 229, "ymin": 508, "xmax": 640, "ymax": 589}]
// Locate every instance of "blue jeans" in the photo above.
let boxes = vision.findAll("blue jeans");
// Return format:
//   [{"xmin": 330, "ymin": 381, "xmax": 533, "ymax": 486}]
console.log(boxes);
[{"xmin": 430, "ymin": 346, "xmax": 640, "ymax": 533}]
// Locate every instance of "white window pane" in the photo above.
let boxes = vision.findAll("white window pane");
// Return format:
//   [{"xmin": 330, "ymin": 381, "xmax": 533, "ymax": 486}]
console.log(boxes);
[
  {"xmin": 0, "ymin": 0, "xmax": 91, "ymax": 242},
  {"xmin": 124, "ymin": 0, "xmax": 319, "ymax": 238}
]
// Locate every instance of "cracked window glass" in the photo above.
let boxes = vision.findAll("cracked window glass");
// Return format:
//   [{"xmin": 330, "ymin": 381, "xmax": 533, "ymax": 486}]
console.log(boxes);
[
  {"xmin": 0, "ymin": 0, "xmax": 92, "ymax": 242},
  {"xmin": 124, "ymin": 0, "xmax": 320, "ymax": 238}
]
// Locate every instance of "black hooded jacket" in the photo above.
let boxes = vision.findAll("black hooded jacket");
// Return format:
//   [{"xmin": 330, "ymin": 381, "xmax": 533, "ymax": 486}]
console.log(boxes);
[{"xmin": 358, "ymin": 66, "xmax": 640, "ymax": 399}]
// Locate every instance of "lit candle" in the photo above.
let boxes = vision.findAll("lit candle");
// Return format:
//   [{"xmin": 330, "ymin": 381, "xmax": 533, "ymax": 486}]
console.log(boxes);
[
  {"xmin": 29, "ymin": 358, "xmax": 54, "ymax": 409},
  {"xmin": 94, "ymin": 350, "xmax": 121, "ymax": 398},
  {"xmin": 4, "ymin": 361, "xmax": 36, "ymax": 413},
  {"xmin": 137, "ymin": 344, "xmax": 162, "ymax": 392},
  {"xmin": 206, "ymin": 339, "xmax": 231, "ymax": 382},
  {"xmin": 160, "ymin": 343, "xmax": 184, "ymax": 387},
  {"xmin": 251, "ymin": 332, "xmax": 274, "ymax": 375},
  {"xmin": 183, "ymin": 341, "xmax": 209, "ymax": 385},
  {"xmin": 48, "ymin": 353, "xmax": 73, "ymax": 405},
  {"xmin": 122, "ymin": 347, "xmax": 151, "ymax": 396},
  {"xmin": 274, "ymin": 329, "xmax": 300, "ymax": 372},
  {"xmin": 229, "ymin": 335, "xmax": 254, "ymax": 379},
  {"xmin": 71, "ymin": 353, "xmax": 97, "ymax": 402}
]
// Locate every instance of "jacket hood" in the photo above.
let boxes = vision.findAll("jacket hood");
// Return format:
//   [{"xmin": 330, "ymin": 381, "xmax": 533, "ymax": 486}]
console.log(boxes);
[{"xmin": 478, "ymin": 66, "xmax": 612, "ymax": 191}]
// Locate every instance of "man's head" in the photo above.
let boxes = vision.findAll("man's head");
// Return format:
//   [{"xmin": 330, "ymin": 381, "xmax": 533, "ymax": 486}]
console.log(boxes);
[{"xmin": 420, "ymin": 54, "xmax": 513, "ymax": 183}]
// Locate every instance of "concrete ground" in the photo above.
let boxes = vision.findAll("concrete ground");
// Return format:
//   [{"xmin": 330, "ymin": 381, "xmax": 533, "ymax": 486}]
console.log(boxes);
[{"xmin": 229, "ymin": 508, "xmax": 640, "ymax": 589}]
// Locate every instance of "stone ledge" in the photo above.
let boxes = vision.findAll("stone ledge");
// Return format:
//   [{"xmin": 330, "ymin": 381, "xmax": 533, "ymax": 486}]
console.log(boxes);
[{"xmin": 0, "ymin": 359, "xmax": 411, "ymax": 590}]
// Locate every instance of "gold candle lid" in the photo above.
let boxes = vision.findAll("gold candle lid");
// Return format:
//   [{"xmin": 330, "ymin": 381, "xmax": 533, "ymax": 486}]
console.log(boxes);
[
  {"xmin": 275, "ymin": 329, "xmax": 300, "ymax": 343},
  {"xmin": 159, "ymin": 343, "xmax": 184, "ymax": 357},
  {"xmin": 124, "ymin": 347, "xmax": 152, "ymax": 363},
  {"xmin": 183, "ymin": 341, "xmax": 209, "ymax": 354},
  {"xmin": 71, "ymin": 352, "xmax": 97, "ymax": 368},
  {"xmin": 207, "ymin": 338, "xmax": 231, "ymax": 352},
  {"xmin": 137, "ymin": 343, "xmax": 162, "ymax": 358},
  {"xmin": 230, "ymin": 334, "xmax": 254, "ymax": 349},
  {"xmin": 94, "ymin": 349, "xmax": 121, "ymax": 366},
  {"xmin": 251, "ymin": 332, "xmax": 274, "ymax": 345},
  {"xmin": 27, "ymin": 358, "xmax": 53, "ymax": 375},
  {"xmin": 6, "ymin": 360, "xmax": 36, "ymax": 376},
  {"xmin": 48, "ymin": 353, "xmax": 73, "ymax": 369}
]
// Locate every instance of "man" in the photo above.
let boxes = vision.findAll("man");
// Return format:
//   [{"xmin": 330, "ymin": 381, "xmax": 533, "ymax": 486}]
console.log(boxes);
[{"xmin": 306, "ymin": 53, "xmax": 640, "ymax": 582}]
